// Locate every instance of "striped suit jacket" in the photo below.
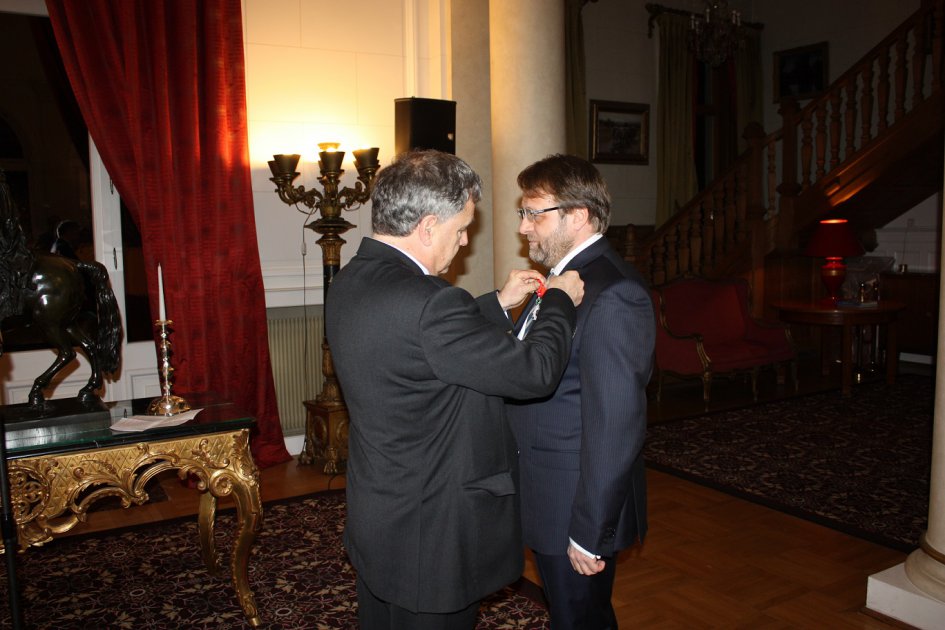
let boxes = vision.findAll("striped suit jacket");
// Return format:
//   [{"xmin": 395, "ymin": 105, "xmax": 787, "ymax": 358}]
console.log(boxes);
[{"xmin": 507, "ymin": 237, "xmax": 655, "ymax": 556}]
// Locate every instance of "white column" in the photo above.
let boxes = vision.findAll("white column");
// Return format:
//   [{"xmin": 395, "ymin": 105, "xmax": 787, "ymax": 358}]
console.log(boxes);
[
  {"xmin": 902, "ymin": 180, "xmax": 945, "ymax": 592},
  {"xmin": 866, "ymin": 158, "xmax": 945, "ymax": 628},
  {"xmin": 488, "ymin": 0, "xmax": 567, "ymax": 285}
]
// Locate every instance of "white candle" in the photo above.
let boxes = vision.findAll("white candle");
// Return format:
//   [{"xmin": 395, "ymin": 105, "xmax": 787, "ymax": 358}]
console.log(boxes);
[{"xmin": 157, "ymin": 263, "xmax": 167, "ymax": 321}]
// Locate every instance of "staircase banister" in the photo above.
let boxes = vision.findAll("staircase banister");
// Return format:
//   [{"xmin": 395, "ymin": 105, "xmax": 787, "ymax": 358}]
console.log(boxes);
[
  {"xmin": 848, "ymin": 0, "xmax": 940, "ymax": 86},
  {"xmin": 795, "ymin": 0, "xmax": 940, "ymax": 123},
  {"xmin": 626, "ymin": 0, "xmax": 942, "ymax": 289}
]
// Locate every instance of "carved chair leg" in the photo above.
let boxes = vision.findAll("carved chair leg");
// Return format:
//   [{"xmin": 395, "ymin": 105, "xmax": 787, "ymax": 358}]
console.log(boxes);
[
  {"xmin": 751, "ymin": 367, "xmax": 760, "ymax": 401},
  {"xmin": 776, "ymin": 362, "xmax": 786, "ymax": 385},
  {"xmin": 791, "ymin": 360, "xmax": 799, "ymax": 391},
  {"xmin": 702, "ymin": 372, "xmax": 711, "ymax": 403}
]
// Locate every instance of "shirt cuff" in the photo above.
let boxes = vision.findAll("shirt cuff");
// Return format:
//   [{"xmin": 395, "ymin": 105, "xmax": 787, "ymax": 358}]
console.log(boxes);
[{"xmin": 569, "ymin": 537, "xmax": 601, "ymax": 559}]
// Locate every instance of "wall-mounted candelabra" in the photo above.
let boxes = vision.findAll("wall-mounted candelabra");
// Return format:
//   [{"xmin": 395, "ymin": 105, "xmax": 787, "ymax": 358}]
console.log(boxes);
[{"xmin": 268, "ymin": 143, "xmax": 380, "ymax": 472}]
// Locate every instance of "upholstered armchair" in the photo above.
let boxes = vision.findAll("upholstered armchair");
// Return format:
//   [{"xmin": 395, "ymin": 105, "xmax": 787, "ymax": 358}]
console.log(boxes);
[{"xmin": 651, "ymin": 276, "xmax": 796, "ymax": 403}]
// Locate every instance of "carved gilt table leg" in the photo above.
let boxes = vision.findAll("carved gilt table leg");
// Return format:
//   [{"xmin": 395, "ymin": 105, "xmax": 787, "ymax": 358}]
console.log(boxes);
[
  {"xmin": 198, "ymin": 491, "xmax": 222, "ymax": 576},
  {"xmin": 5, "ymin": 428, "xmax": 263, "ymax": 627}
]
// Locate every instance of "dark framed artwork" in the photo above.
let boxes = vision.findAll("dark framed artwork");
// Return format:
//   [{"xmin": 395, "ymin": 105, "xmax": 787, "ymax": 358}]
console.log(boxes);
[
  {"xmin": 773, "ymin": 42, "xmax": 829, "ymax": 103},
  {"xmin": 589, "ymin": 100, "xmax": 649, "ymax": 165}
]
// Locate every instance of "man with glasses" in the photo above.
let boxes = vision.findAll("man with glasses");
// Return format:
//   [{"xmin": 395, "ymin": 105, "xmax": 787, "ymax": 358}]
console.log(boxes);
[{"xmin": 507, "ymin": 154, "xmax": 655, "ymax": 629}]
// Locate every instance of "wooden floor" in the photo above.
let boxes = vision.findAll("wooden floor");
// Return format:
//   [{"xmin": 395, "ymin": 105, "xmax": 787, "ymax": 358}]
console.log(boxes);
[{"xmin": 67, "ymin": 358, "xmax": 916, "ymax": 629}]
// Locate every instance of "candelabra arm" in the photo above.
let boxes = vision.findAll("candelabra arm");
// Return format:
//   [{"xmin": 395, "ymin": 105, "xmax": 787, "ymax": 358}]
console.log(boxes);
[
  {"xmin": 334, "ymin": 167, "xmax": 378, "ymax": 211},
  {"xmin": 334, "ymin": 184, "xmax": 369, "ymax": 210},
  {"xmin": 270, "ymin": 176, "xmax": 325, "ymax": 213}
]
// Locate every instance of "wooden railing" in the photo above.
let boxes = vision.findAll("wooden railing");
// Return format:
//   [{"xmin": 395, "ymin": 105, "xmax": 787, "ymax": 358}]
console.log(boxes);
[{"xmin": 623, "ymin": 0, "xmax": 943, "ymax": 287}]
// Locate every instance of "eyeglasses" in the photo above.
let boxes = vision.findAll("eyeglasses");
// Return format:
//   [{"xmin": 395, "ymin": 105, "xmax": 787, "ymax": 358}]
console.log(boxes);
[{"xmin": 517, "ymin": 206, "xmax": 561, "ymax": 222}]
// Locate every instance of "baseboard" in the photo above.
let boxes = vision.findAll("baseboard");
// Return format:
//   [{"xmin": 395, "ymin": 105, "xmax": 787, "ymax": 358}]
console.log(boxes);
[
  {"xmin": 866, "ymin": 563, "xmax": 945, "ymax": 630},
  {"xmin": 900, "ymin": 352, "xmax": 934, "ymax": 365}
]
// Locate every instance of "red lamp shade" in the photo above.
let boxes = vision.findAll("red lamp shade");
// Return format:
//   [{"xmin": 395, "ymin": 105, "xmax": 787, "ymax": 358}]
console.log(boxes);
[{"xmin": 804, "ymin": 219, "xmax": 865, "ymax": 305}]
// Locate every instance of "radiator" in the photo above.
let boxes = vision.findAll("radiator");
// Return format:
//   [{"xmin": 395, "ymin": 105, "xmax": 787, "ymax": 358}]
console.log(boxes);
[{"xmin": 267, "ymin": 315, "xmax": 324, "ymax": 435}]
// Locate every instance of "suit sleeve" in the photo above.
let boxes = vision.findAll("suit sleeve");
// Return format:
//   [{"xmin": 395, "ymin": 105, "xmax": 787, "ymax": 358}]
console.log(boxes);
[
  {"xmin": 421, "ymin": 285, "xmax": 576, "ymax": 400},
  {"xmin": 475, "ymin": 290, "xmax": 512, "ymax": 330},
  {"xmin": 569, "ymin": 279, "xmax": 654, "ymax": 555}
]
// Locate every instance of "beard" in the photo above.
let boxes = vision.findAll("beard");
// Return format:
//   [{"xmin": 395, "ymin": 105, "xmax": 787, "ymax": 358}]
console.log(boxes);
[{"xmin": 528, "ymin": 220, "xmax": 574, "ymax": 268}]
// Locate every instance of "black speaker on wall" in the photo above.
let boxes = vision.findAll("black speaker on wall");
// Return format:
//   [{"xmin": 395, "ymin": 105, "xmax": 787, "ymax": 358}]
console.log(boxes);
[{"xmin": 395, "ymin": 97, "xmax": 456, "ymax": 155}]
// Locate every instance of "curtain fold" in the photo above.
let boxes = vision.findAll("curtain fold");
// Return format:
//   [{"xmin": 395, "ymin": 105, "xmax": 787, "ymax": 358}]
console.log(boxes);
[
  {"xmin": 45, "ymin": 0, "xmax": 290, "ymax": 467},
  {"xmin": 735, "ymin": 27, "xmax": 763, "ymax": 152},
  {"xmin": 565, "ymin": 0, "xmax": 592, "ymax": 157},
  {"xmin": 655, "ymin": 12, "xmax": 698, "ymax": 227}
]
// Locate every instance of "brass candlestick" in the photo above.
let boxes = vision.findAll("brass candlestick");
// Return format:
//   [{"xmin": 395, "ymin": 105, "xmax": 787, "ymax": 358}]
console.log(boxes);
[{"xmin": 147, "ymin": 319, "xmax": 190, "ymax": 416}]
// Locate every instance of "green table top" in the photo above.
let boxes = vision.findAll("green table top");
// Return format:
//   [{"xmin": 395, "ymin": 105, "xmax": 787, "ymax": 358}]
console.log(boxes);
[{"xmin": 1, "ymin": 393, "xmax": 255, "ymax": 459}]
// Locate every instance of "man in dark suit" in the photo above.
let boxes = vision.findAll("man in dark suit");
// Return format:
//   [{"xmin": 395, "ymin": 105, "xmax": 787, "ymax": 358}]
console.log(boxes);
[
  {"xmin": 507, "ymin": 154, "xmax": 655, "ymax": 629},
  {"xmin": 326, "ymin": 149, "xmax": 584, "ymax": 629}
]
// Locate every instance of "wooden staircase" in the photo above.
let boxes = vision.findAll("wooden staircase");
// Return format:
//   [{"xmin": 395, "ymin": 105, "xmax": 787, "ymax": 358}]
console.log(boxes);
[{"xmin": 611, "ymin": 0, "xmax": 943, "ymax": 311}]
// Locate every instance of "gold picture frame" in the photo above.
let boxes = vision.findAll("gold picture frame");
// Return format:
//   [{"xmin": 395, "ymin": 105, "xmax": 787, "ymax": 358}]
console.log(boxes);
[{"xmin": 589, "ymin": 100, "xmax": 649, "ymax": 165}]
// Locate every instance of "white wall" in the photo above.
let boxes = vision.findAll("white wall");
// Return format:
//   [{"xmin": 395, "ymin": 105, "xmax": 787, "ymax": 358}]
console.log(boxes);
[
  {"xmin": 244, "ymin": 0, "xmax": 451, "ymax": 308},
  {"xmin": 582, "ymin": 0, "xmax": 659, "ymax": 228},
  {"xmin": 872, "ymin": 194, "xmax": 942, "ymax": 272}
]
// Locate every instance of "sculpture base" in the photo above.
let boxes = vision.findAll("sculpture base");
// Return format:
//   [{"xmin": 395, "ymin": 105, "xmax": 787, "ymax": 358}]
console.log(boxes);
[{"xmin": 0, "ymin": 397, "xmax": 109, "ymax": 429}]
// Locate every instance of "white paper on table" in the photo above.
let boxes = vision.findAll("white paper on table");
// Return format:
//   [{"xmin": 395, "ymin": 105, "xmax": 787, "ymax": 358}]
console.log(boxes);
[{"xmin": 110, "ymin": 408, "xmax": 203, "ymax": 432}]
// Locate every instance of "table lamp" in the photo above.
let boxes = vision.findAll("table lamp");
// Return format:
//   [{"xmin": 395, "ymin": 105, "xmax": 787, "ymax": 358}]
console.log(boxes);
[{"xmin": 804, "ymin": 218, "xmax": 865, "ymax": 306}]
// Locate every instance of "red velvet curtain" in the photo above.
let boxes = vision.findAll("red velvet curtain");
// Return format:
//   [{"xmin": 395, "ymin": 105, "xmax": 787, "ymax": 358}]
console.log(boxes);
[{"xmin": 45, "ymin": 0, "xmax": 290, "ymax": 467}]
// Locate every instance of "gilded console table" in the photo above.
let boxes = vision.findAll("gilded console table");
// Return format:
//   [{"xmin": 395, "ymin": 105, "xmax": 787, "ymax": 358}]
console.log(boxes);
[{"xmin": 0, "ymin": 396, "xmax": 263, "ymax": 627}]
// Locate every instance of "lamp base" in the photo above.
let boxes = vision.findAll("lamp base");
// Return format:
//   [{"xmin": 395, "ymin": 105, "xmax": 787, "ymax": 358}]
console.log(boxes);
[{"xmin": 820, "ymin": 258, "xmax": 847, "ymax": 306}]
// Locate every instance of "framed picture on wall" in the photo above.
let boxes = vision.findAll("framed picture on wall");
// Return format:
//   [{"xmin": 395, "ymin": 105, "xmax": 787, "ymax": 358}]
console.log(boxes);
[
  {"xmin": 589, "ymin": 100, "xmax": 649, "ymax": 165},
  {"xmin": 773, "ymin": 42, "xmax": 829, "ymax": 103}
]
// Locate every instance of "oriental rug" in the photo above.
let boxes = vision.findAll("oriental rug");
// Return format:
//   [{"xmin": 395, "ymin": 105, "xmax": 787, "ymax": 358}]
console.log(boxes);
[
  {"xmin": 645, "ymin": 375, "xmax": 933, "ymax": 552},
  {"xmin": 0, "ymin": 490, "xmax": 549, "ymax": 629}
]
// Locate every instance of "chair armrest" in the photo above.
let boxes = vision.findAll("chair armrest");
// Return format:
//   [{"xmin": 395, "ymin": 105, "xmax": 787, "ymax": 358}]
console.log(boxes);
[{"xmin": 654, "ymin": 317, "xmax": 710, "ymax": 372}]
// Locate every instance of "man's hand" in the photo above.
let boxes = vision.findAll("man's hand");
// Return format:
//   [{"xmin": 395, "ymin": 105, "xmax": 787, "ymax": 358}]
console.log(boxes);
[
  {"xmin": 548, "ymin": 270, "xmax": 584, "ymax": 306},
  {"xmin": 497, "ymin": 269, "xmax": 546, "ymax": 310},
  {"xmin": 567, "ymin": 542, "xmax": 605, "ymax": 575}
]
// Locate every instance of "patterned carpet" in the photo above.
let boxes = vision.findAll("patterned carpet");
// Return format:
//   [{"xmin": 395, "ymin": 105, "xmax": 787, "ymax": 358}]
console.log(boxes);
[
  {"xmin": 645, "ymin": 374, "xmax": 933, "ymax": 552},
  {"xmin": 0, "ymin": 491, "xmax": 549, "ymax": 629}
]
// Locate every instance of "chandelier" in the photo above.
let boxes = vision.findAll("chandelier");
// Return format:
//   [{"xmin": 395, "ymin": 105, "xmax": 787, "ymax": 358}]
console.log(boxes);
[{"xmin": 689, "ymin": 0, "xmax": 742, "ymax": 67}]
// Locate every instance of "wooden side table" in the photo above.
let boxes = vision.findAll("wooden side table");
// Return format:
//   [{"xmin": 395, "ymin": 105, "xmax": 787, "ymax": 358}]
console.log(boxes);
[{"xmin": 776, "ymin": 301, "xmax": 906, "ymax": 396}]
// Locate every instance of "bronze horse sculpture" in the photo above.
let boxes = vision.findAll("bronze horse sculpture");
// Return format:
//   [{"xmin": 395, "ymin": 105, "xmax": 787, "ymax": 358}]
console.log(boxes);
[{"xmin": 0, "ymin": 171, "xmax": 122, "ymax": 408}]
